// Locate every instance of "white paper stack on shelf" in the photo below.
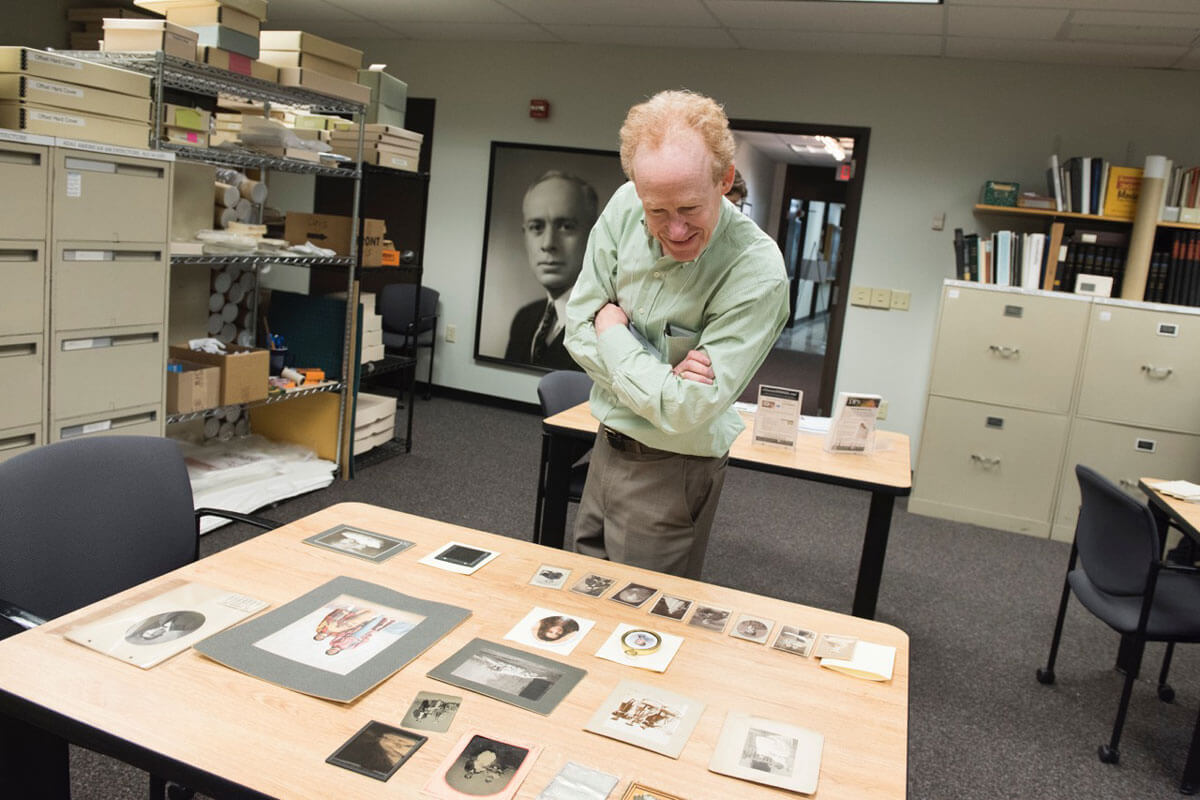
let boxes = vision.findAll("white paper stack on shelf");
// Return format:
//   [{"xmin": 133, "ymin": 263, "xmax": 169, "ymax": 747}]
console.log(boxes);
[
  {"xmin": 329, "ymin": 123, "xmax": 422, "ymax": 171},
  {"xmin": 354, "ymin": 392, "xmax": 396, "ymax": 455},
  {"xmin": 360, "ymin": 291, "xmax": 384, "ymax": 363},
  {"xmin": 177, "ymin": 434, "xmax": 336, "ymax": 533}
]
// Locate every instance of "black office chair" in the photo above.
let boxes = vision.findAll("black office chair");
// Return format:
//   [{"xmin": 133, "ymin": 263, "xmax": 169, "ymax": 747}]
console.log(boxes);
[
  {"xmin": 1037, "ymin": 463, "xmax": 1200, "ymax": 765},
  {"xmin": 380, "ymin": 283, "xmax": 439, "ymax": 400},
  {"xmin": 533, "ymin": 370, "xmax": 593, "ymax": 544},
  {"xmin": 0, "ymin": 435, "xmax": 278, "ymax": 799}
]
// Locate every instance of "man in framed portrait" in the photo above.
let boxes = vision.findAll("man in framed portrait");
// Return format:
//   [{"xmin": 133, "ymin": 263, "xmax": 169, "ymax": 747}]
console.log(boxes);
[{"xmin": 505, "ymin": 171, "xmax": 599, "ymax": 370}]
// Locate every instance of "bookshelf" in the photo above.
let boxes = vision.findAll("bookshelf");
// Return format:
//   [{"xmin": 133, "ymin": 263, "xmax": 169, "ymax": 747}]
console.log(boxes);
[{"xmin": 974, "ymin": 203, "xmax": 1200, "ymax": 231}]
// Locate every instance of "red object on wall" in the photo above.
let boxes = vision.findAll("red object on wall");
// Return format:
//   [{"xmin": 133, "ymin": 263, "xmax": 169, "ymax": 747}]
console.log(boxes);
[{"xmin": 529, "ymin": 99, "xmax": 550, "ymax": 119}]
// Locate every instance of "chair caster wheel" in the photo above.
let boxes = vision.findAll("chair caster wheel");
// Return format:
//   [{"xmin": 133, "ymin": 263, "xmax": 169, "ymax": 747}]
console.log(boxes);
[
  {"xmin": 1159, "ymin": 684, "xmax": 1176, "ymax": 703},
  {"xmin": 1098, "ymin": 744, "xmax": 1119, "ymax": 764},
  {"xmin": 1036, "ymin": 667, "xmax": 1055, "ymax": 685}
]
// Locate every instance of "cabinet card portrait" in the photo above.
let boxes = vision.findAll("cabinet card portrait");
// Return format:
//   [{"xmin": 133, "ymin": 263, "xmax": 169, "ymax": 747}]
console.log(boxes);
[
  {"xmin": 729, "ymin": 613, "xmax": 774, "ymax": 645},
  {"xmin": 303, "ymin": 524, "xmax": 414, "ymax": 563},
  {"xmin": 708, "ymin": 711, "xmax": 823, "ymax": 794},
  {"xmin": 584, "ymin": 679, "xmax": 705, "ymax": 758},
  {"xmin": 529, "ymin": 564, "xmax": 572, "ymax": 589},
  {"xmin": 686, "ymin": 604, "xmax": 731, "ymax": 633},
  {"xmin": 771, "ymin": 625, "xmax": 816, "ymax": 657},
  {"xmin": 569, "ymin": 572, "xmax": 616, "ymax": 597},
  {"xmin": 428, "ymin": 638, "xmax": 586, "ymax": 715},
  {"xmin": 423, "ymin": 729, "xmax": 542, "ymax": 800}
]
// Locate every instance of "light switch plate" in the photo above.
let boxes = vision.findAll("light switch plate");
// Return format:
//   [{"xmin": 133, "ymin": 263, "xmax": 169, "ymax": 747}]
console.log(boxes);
[
  {"xmin": 890, "ymin": 290, "xmax": 911, "ymax": 311},
  {"xmin": 870, "ymin": 288, "xmax": 892, "ymax": 309},
  {"xmin": 850, "ymin": 286, "xmax": 871, "ymax": 307}
]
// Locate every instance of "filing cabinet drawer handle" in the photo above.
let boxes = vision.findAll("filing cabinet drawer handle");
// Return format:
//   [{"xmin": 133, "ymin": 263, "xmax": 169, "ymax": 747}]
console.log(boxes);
[
  {"xmin": 1141, "ymin": 364, "xmax": 1173, "ymax": 379},
  {"xmin": 0, "ymin": 433, "xmax": 35, "ymax": 452},
  {"xmin": 970, "ymin": 454, "xmax": 1001, "ymax": 468},
  {"xmin": 0, "ymin": 149, "xmax": 39, "ymax": 167},
  {"xmin": 988, "ymin": 345, "xmax": 1021, "ymax": 358},
  {"xmin": 0, "ymin": 342, "xmax": 37, "ymax": 358}
]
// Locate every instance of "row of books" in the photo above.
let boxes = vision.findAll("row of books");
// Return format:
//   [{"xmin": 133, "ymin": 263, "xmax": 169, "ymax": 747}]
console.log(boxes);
[
  {"xmin": 1045, "ymin": 155, "xmax": 1141, "ymax": 219},
  {"xmin": 952, "ymin": 229, "xmax": 1046, "ymax": 289},
  {"xmin": 1148, "ymin": 229, "xmax": 1200, "ymax": 306}
]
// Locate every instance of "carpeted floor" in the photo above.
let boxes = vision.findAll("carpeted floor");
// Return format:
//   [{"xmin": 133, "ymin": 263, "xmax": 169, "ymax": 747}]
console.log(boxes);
[{"xmin": 69, "ymin": 394, "xmax": 1199, "ymax": 799}]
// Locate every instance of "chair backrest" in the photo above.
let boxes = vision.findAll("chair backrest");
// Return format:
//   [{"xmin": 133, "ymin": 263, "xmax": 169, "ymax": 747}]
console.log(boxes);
[
  {"xmin": 0, "ymin": 436, "xmax": 197, "ymax": 622},
  {"xmin": 1073, "ymin": 463, "xmax": 1160, "ymax": 597},
  {"xmin": 538, "ymin": 370, "xmax": 593, "ymax": 417},
  {"xmin": 379, "ymin": 284, "xmax": 439, "ymax": 337}
]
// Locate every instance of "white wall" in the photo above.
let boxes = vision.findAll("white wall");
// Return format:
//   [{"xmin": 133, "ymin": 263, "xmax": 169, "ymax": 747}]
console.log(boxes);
[{"xmin": 344, "ymin": 38, "xmax": 1200, "ymax": 454}]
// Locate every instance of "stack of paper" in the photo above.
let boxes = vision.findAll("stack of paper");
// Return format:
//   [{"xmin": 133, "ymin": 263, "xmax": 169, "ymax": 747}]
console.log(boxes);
[
  {"xmin": 1151, "ymin": 480, "xmax": 1200, "ymax": 502},
  {"xmin": 819, "ymin": 640, "xmax": 896, "ymax": 682}
]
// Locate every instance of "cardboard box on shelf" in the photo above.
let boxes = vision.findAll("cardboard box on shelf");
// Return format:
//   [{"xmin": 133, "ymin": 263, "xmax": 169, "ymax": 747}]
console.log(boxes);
[
  {"xmin": 0, "ymin": 47, "xmax": 151, "ymax": 98},
  {"xmin": 0, "ymin": 74, "xmax": 150, "ymax": 121},
  {"xmin": 357, "ymin": 68, "xmax": 406, "ymax": 109},
  {"xmin": 275, "ymin": 67, "xmax": 370, "ymax": 105},
  {"xmin": 169, "ymin": 343, "xmax": 269, "ymax": 405},
  {"xmin": 364, "ymin": 100, "xmax": 404, "ymax": 128},
  {"xmin": 161, "ymin": 125, "xmax": 208, "ymax": 147},
  {"xmin": 283, "ymin": 212, "xmax": 386, "ymax": 264},
  {"xmin": 162, "ymin": 102, "xmax": 211, "ymax": 130},
  {"xmin": 191, "ymin": 24, "xmax": 259, "ymax": 59},
  {"xmin": 259, "ymin": 50, "xmax": 357, "ymax": 82},
  {"xmin": 102, "ymin": 18, "xmax": 200, "ymax": 61},
  {"xmin": 163, "ymin": 4, "xmax": 260, "ymax": 37},
  {"xmin": 196, "ymin": 46, "xmax": 277, "ymax": 81},
  {"xmin": 166, "ymin": 358, "xmax": 220, "ymax": 413},
  {"xmin": 258, "ymin": 30, "xmax": 363, "ymax": 68},
  {"xmin": 0, "ymin": 102, "xmax": 150, "ymax": 148},
  {"xmin": 135, "ymin": 0, "xmax": 268, "ymax": 22}
]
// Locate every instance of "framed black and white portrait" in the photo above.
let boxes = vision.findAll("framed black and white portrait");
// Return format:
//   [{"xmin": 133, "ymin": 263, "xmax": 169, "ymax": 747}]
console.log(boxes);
[{"xmin": 474, "ymin": 141, "xmax": 626, "ymax": 372}]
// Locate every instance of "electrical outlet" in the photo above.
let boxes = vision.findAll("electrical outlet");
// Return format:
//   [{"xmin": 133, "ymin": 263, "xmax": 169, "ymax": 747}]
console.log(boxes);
[
  {"xmin": 890, "ymin": 290, "xmax": 911, "ymax": 311},
  {"xmin": 850, "ymin": 286, "xmax": 871, "ymax": 307},
  {"xmin": 445, "ymin": 324, "xmax": 457, "ymax": 343},
  {"xmin": 877, "ymin": 400, "xmax": 889, "ymax": 420},
  {"xmin": 870, "ymin": 288, "xmax": 892, "ymax": 309}
]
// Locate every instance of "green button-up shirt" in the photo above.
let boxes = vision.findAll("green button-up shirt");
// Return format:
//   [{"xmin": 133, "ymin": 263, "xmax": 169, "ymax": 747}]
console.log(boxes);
[{"xmin": 564, "ymin": 181, "xmax": 790, "ymax": 457}]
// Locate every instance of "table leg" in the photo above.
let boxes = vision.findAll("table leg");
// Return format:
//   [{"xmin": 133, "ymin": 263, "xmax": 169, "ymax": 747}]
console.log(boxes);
[
  {"xmin": 1183, "ymin": 702, "xmax": 1200, "ymax": 794},
  {"xmin": 0, "ymin": 715, "xmax": 69, "ymax": 799},
  {"xmin": 538, "ymin": 430, "xmax": 573, "ymax": 550},
  {"xmin": 852, "ymin": 492, "xmax": 895, "ymax": 619}
]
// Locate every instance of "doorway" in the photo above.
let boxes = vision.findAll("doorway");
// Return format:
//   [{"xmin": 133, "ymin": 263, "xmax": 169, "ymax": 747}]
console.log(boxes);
[{"xmin": 729, "ymin": 120, "xmax": 869, "ymax": 416}]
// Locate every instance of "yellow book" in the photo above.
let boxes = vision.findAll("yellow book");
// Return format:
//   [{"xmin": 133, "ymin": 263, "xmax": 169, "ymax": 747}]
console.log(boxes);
[{"xmin": 1102, "ymin": 166, "xmax": 1142, "ymax": 219}]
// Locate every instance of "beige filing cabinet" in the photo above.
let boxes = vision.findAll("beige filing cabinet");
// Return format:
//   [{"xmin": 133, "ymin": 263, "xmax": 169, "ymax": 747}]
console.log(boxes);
[
  {"xmin": 0, "ymin": 130, "xmax": 51, "ymax": 462},
  {"xmin": 913, "ymin": 281, "xmax": 1200, "ymax": 541},
  {"xmin": 910, "ymin": 282, "xmax": 1091, "ymax": 537},
  {"xmin": 1050, "ymin": 300, "xmax": 1200, "ymax": 540},
  {"xmin": 47, "ymin": 140, "xmax": 173, "ymax": 443}
]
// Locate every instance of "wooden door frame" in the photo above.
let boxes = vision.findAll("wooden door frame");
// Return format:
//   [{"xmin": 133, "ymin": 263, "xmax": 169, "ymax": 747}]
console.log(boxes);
[{"xmin": 729, "ymin": 118, "xmax": 870, "ymax": 416}]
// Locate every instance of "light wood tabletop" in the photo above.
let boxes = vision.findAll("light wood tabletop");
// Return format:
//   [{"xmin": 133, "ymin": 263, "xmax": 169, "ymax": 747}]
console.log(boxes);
[
  {"xmin": 0, "ymin": 502, "xmax": 909, "ymax": 800},
  {"xmin": 540, "ymin": 403, "xmax": 912, "ymax": 619}
]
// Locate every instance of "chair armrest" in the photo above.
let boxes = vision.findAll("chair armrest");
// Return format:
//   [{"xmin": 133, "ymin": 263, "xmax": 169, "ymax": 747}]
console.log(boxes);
[
  {"xmin": 1157, "ymin": 561, "xmax": 1200, "ymax": 576},
  {"xmin": 404, "ymin": 313, "xmax": 439, "ymax": 337},
  {"xmin": 0, "ymin": 598, "xmax": 47, "ymax": 638},
  {"xmin": 194, "ymin": 508, "xmax": 280, "ymax": 531}
]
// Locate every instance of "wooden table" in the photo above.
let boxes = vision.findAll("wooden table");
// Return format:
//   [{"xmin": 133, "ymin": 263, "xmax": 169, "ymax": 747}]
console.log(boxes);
[
  {"xmin": 0, "ymin": 503, "xmax": 909, "ymax": 800},
  {"xmin": 1139, "ymin": 478, "xmax": 1200, "ymax": 795},
  {"xmin": 541, "ymin": 403, "xmax": 913, "ymax": 619}
]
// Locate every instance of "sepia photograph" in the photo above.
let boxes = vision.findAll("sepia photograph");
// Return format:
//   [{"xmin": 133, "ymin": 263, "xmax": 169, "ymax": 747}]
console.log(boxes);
[
  {"xmin": 687, "ymin": 604, "xmax": 732, "ymax": 634},
  {"xmin": 708, "ymin": 712, "xmax": 824, "ymax": 794},
  {"xmin": 326, "ymin": 720, "xmax": 425, "ymax": 781},
  {"xmin": 474, "ymin": 141, "xmax": 626, "ymax": 372},
  {"xmin": 649, "ymin": 594, "xmax": 693, "ymax": 622},
  {"xmin": 303, "ymin": 525, "xmax": 414, "ymax": 563},
  {"xmin": 610, "ymin": 582, "xmax": 657, "ymax": 609},
  {"xmin": 424, "ymin": 729, "xmax": 542, "ymax": 800},
  {"xmin": 124, "ymin": 610, "xmax": 204, "ymax": 645},
  {"xmin": 529, "ymin": 564, "xmax": 572, "ymax": 589},
  {"xmin": 621, "ymin": 783, "xmax": 688, "ymax": 800},
  {"xmin": 504, "ymin": 606, "xmax": 594, "ymax": 655},
  {"xmin": 569, "ymin": 573, "xmax": 615, "ymax": 598},
  {"xmin": 729, "ymin": 613, "xmax": 774, "ymax": 644},
  {"xmin": 428, "ymin": 638, "xmax": 586, "ymax": 715},
  {"xmin": 771, "ymin": 625, "xmax": 817, "ymax": 657},
  {"xmin": 401, "ymin": 691, "xmax": 462, "ymax": 733},
  {"xmin": 814, "ymin": 633, "xmax": 858, "ymax": 660},
  {"xmin": 585, "ymin": 679, "xmax": 705, "ymax": 758}
]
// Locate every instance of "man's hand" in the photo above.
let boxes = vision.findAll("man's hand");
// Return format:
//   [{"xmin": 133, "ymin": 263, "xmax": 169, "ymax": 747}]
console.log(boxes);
[
  {"xmin": 673, "ymin": 349, "xmax": 714, "ymax": 385},
  {"xmin": 594, "ymin": 302, "xmax": 629, "ymax": 334}
]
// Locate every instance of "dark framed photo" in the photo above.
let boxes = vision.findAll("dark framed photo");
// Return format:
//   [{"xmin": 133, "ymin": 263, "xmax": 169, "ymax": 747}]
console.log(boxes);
[
  {"xmin": 474, "ymin": 141, "xmax": 626, "ymax": 372},
  {"xmin": 326, "ymin": 720, "xmax": 426, "ymax": 781},
  {"xmin": 303, "ymin": 525, "xmax": 414, "ymax": 563}
]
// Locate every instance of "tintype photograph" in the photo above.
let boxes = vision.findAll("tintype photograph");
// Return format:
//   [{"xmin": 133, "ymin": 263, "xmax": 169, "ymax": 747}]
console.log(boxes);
[
  {"xmin": 325, "ymin": 720, "xmax": 425, "ymax": 781},
  {"xmin": 729, "ymin": 613, "xmax": 774, "ymax": 644},
  {"xmin": 474, "ymin": 141, "xmax": 625, "ymax": 372},
  {"xmin": 424, "ymin": 729, "xmax": 542, "ymax": 800},
  {"xmin": 771, "ymin": 625, "xmax": 817, "ymax": 657},
  {"xmin": 529, "ymin": 564, "xmax": 572, "ymax": 589},
  {"xmin": 648, "ymin": 594, "xmax": 693, "ymax": 622},
  {"xmin": 303, "ymin": 525, "xmax": 414, "ymax": 563},
  {"xmin": 686, "ymin": 604, "xmax": 732, "ymax": 634},
  {"xmin": 569, "ymin": 573, "xmax": 616, "ymax": 598},
  {"xmin": 610, "ymin": 582, "xmax": 657, "ymax": 609},
  {"xmin": 401, "ymin": 690, "xmax": 462, "ymax": 733},
  {"xmin": 428, "ymin": 638, "xmax": 586, "ymax": 715}
]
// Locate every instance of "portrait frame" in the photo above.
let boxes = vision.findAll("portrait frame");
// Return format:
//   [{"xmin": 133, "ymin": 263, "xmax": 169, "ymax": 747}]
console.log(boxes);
[
  {"xmin": 621, "ymin": 783, "xmax": 688, "ymax": 800},
  {"xmin": 427, "ymin": 637, "xmax": 586, "ymax": 716},
  {"xmin": 303, "ymin": 524, "xmax": 414, "ymax": 563},
  {"xmin": 474, "ymin": 140, "xmax": 626, "ymax": 372},
  {"xmin": 325, "ymin": 720, "xmax": 426, "ymax": 782}
]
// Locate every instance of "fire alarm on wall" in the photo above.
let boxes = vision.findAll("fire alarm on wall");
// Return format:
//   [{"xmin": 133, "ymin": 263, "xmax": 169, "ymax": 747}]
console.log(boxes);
[{"xmin": 530, "ymin": 99, "xmax": 550, "ymax": 119}]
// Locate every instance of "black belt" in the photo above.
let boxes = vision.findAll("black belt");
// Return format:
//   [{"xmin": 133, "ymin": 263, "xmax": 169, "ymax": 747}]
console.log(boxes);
[{"xmin": 603, "ymin": 426, "xmax": 668, "ymax": 456}]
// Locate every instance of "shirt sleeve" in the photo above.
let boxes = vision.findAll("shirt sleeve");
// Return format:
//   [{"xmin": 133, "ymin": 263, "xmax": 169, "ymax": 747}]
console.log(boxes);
[{"xmin": 563, "ymin": 205, "xmax": 620, "ymax": 394}]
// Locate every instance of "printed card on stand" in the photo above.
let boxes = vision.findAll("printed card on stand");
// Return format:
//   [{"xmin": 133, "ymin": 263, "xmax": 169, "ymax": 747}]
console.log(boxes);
[{"xmin": 752, "ymin": 384, "xmax": 802, "ymax": 450}]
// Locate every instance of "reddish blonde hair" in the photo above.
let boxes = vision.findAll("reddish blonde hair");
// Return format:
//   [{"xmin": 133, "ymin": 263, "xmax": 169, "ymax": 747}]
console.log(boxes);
[{"xmin": 619, "ymin": 89, "xmax": 735, "ymax": 185}]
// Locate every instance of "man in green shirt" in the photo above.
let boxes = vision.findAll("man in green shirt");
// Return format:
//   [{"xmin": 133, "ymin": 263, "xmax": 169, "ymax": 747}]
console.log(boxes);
[{"xmin": 564, "ymin": 90, "xmax": 789, "ymax": 578}]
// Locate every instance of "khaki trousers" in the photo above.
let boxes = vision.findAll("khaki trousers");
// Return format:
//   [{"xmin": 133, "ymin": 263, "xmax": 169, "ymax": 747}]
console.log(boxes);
[{"xmin": 572, "ymin": 427, "xmax": 728, "ymax": 579}]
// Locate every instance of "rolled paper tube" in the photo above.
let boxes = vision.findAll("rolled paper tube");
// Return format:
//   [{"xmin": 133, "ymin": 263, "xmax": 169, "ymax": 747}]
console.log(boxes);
[
  {"xmin": 214, "ymin": 181, "xmax": 239, "ymax": 208},
  {"xmin": 207, "ymin": 313, "xmax": 223, "ymax": 334},
  {"xmin": 239, "ymin": 178, "xmax": 267, "ymax": 204},
  {"xmin": 208, "ymin": 292, "xmax": 224, "ymax": 312},
  {"xmin": 213, "ymin": 271, "xmax": 232, "ymax": 293},
  {"xmin": 218, "ymin": 422, "xmax": 234, "ymax": 441},
  {"xmin": 215, "ymin": 205, "xmax": 237, "ymax": 227},
  {"xmin": 221, "ymin": 302, "xmax": 239, "ymax": 322},
  {"xmin": 1121, "ymin": 154, "xmax": 1168, "ymax": 301},
  {"xmin": 203, "ymin": 417, "xmax": 221, "ymax": 439}
]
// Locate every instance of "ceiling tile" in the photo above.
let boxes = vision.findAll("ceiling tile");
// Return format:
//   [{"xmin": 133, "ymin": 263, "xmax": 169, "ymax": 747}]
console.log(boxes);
[
  {"xmin": 946, "ymin": 0, "xmax": 1198, "ymax": 10},
  {"xmin": 542, "ymin": 25, "xmax": 737, "ymax": 48},
  {"xmin": 947, "ymin": 7, "xmax": 1067, "ymax": 40},
  {"xmin": 707, "ymin": 0, "xmax": 944, "ymax": 35},
  {"xmin": 1066, "ymin": 22, "xmax": 1200, "ymax": 46},
  {"xmin": 499, "ymin": 0, "xmax": 718, "ymax": 27},
  {"xmin": 360, "ymin": 22, "xmax": 559, "ymax": 43},
  {"xmin": 945, "ymin": 36, "xmax": 1185, "ymax": 68},
  {"xmin": 319, "ymin": 0, "xmax": 528, "ymax": 24},
  {"xmin": 731, "ymin": 29, "xmax": 943, "ymax": 56},
  {"xmin": 262, "ymin": 19, "xmax": 408, "ymax": 39}
]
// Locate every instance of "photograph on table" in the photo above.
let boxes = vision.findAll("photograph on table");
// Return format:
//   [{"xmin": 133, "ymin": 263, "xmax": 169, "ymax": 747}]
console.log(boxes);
[
  {"xmin": 419, "ymin": 541, "xmax": 501, "ymax": 575},
  {"xmin": 686, "ymin": 604, "xmax": 732, "ymax": 634},
  {"xmin": 814, "ymin": 633, "xmax": 858, "ymax": 660},
  {"xmin": 621, "ymin": 783, "xmax": 689, "ymax": 800},
  {"xmin": 584, "ymin": 679, "xmax": 705, "ymax": 758},
  {"xmin": 401, "ymin": 690, "xmax": 463, "ymax": 733},
  {"xmin": 428, "ymin": 637, "xmax": 586, "ymax": 715},
  {"xmin": 729, "ymin": 613, "xmax": 774, "ymax": 644},
  {"xmin": 648, "ymin": 594, "xmax": 693, "ymax": 622},
  {"xmin": 474, "ymin": 141, "xmax": 625, "ymax": 373},
  {"xmin": 325, "ymin": 720, "xmax": 426, "ymax": 782},
  {"xmin": 423, "ymin": 729, "xmax": 543, "ymax": 800},
  {"xmin": 708, "ymin": 711, "xmax": 824, "ymax": 794},
  {"xmin": 569, "ymin": 572, "xmax": 616, "ymax": 598},
  {"xmin": 594, "ymin": 623, "xmax": 683, "ymax": 672},
  {"xmin": 194, "ymin": 576, "xmax": 471, "ymax": 702},
  {"xmin": 535, "ymin": 760, "xmax": 620, "ymax": 800},
  {"xmin": 529, "ymin": 564, "xmax": 572, "ymax": 589},
  {"xmin": 504, "ymin": 606, "xmax": 595, "ymax": 655},
  {"xmin": 610, "ymin": 582, "xmax": 658, "ymax": 609},
  {"xmin": 64, "ymin": 580, "xmax": 268, "ymax": 670},
  {"xmin": 771, "ymin": 625, "xmax": 817, "ymax": 657},
  {"xmin": 303, "ymin": 524, "xmax": 414, "ymax": 563}
]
